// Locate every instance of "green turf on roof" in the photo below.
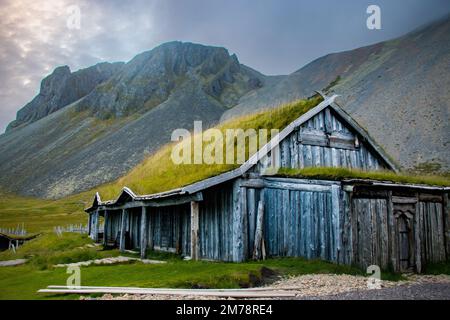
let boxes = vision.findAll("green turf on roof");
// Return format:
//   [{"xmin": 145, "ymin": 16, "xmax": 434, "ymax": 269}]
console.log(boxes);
[
  {"xmin": 96, "ymin": 96, "xmax": 324, "ymax": 199},
  {"xmin": 277, "ymin": 167, "xmax": 450, "ymax": 187}
]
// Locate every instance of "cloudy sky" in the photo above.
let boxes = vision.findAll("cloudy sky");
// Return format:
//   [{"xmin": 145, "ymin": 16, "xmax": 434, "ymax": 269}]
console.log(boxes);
[{"xmin": 0, "ymin": 0, "xmax": 449, "ymax": 133}]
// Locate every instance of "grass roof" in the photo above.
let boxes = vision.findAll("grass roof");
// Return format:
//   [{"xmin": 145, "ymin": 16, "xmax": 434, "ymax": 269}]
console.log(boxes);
[
  {"xmin": 95, "ymin": 96, "xmax": 323, "ymax": 199},
  {"xmin": 277, "ymin": 167, "xmax": 450, "ymax": 187}
]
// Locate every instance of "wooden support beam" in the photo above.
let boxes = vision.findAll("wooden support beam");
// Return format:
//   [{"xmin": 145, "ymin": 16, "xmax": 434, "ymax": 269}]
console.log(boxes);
[
  {"xmin": 148, "ymin": 209, "xmax": 154, "ymax": 251},
  {"xmin": 444, "ymin": 193, "xmax": 450, "ymax": 259},
  {"xmin": 92, "ymin": 210, "xmax": 99, "ymax": 242},
  {"xmin": 140, "ymin": 207, "xmax": 148, "ymax": 259},
  {"xmin": 87, "ymin": 213, "xmax": 92, "ymax": 238},
  {"xmin": 190, "ymin": 201, "xmax": 199, "ymax": 260},
  {"xmin": 414, "ymin": 193, "xmax": 422, "ymax": 273},
  {"xmin": 96, "ymin": 193, "xmax": 203, "ymax": 211},
  {"xmin": 103, "ymin": 210, "xmax": 109, "ymax": 246},
  {"xmin": 232, "ymin": 181, "xmax": 244, "ymax": 262},
  {"xmin": 253, "ymin": 199, "xmax": 265, "ymax": 260},
  {"xmin": 119, "ymin": 209, "xmax": 128, "ymax": 252},
  {"xmin": 241, "ymin": 187, "xmax": 248, "ymax": 259},
  {"xmin": 331, "ymin": 185, "xmax": 341, "ymax": 263}
]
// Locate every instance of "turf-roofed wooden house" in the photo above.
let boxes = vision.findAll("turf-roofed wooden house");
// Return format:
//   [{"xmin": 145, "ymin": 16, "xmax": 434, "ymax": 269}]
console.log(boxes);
[{"xmin": 85, "ymin": 93, "xmax": 450, "ymax": 273}]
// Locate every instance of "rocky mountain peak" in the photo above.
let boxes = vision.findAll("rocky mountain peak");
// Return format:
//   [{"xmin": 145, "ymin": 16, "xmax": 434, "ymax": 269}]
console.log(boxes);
[
  {"xmin": 77, "ymin": 41, "xmax": 263, "ymax": 118},
  {"xmin": 6, "ymin": 62, "xmax": 124, "ymax": 132}
]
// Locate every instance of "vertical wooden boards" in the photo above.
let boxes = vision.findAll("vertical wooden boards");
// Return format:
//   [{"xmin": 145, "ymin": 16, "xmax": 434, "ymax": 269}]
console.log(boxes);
[
  {"xmin": 92, "ymin": 210, "xmax": 99, "ymax": 242},
  {"xmin": 247, "ymin": 188, "xmax": 256, "ymax": 256},
  {"xmin": 444, "ymin": 194, "xmax": 450, "ymax": 259},
  {"xmin": 268, "ymin": 108, "xmax": 387, "ymax": 174},
  {"xmin": 253, "ymin": 198, "xmax": 265, "ymax": 260},
  {"xmin": 232, "ymin": 180, "xmax": 245, "ymax": 262},
  {"xmin": 241, "ymin": 186, "xmax": 249, "ymax": 260},
  {"xmin": 103, "ymin": 210, "xmax": 109, "ymax": 246},
  {"xmin": 261, "ymin": 181, "xmax": 338, "ymax": 262},
  {"xmin": 378, "ymin": 199, "xmax": 389, "ymax": 269},
  {"xmin": 190, "ymin": 201, "xmax": 200, "ymax": 260},
  {"xmin": 87, "ymin": 213, "xmax": 92, "ymax": 238},
  {"xmin": 387, "ymin": 191, "xmax": 397, "ymax": 271},
  {"xmin": 331, "ymin": 185, "xmax": 341, "ymax": 262},
  {"xmin": 148, "ymin": 208, "xmax": 154, "ymax": 251},
  {"xmin": 414, "ymin": 198, "xmax": 422, "ymax": 273},
  {"xmin": 352, "ymin": 197, "xmax": 391, "ymax": 270},
  {"xmin": 119, "ymin": 209, "xmax": 127, "ymax": 252},
  {"xmin": 195, "ymin": 184, "xmax": 234, "ymax": 261},
  {"xmin": 418, "ymin": 200, "xmax": 447, "ymax": 265},
  {"xmin": 341, "ymin": 190, "xmax": 353, "ymax": 265},
  {"xmin": 140, "ymin": 207, "xmax": 148, "ymax": 259}
]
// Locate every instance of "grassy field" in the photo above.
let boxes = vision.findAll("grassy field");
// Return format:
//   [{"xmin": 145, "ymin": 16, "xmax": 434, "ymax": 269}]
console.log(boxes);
[
  {"xmin": 0, "ymin": 192, "xmax": 87, "ymax": 233},
  {"xmin": 0, "ymin": 233, "xmax": 368, "ymax": 300},
  {"xmin": 1, "ymin": 232, "xmax": 448, "ymax": 300}
]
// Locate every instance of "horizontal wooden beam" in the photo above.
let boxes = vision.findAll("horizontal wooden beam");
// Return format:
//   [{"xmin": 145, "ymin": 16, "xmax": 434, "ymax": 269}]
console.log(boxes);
[
  {"xmin": 38, "ymin": 288, "xmax": 296, "ymax": 298},
  {"xmin": 98, "ymin": 193, "xmax": 203, "ymax": 211},
  {"xmin": 264, "ymin": 181, "xmax": 332, "ymax": 192}
]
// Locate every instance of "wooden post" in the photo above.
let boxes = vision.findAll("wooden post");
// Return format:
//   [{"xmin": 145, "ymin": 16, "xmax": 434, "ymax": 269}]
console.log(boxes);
[
  {"xmin": 87, "ymin": 213, "xmax": 92, "ymax": 238},
  {"xmin": 232, "ymin": 181, "xmax": 244, "ymax": 262},
  {"xmin": 190, "ymin": 201, "xmax": 200, "ymax": 260},
  {"xmin": 331, "ymin": 185, "xmax": 341, "ymax": 263},
  {"xmin": 253, "ymin": 199, "xmax": 265, "ymax": 260},
  {"xmin": 444, "ymin": 193, "xmax": 450, "ymax": 259},
  {"xmin": 140, "ymin": 207, "xmax": 148, "ymax": 259},
  {"xmin": 119, "ymin": 209, "xmax": 128, "ymax": 252},
  {"xmin": 103, "ymin": 210, "xmax": 109, "ymax": 246},
  {"xmin": 148, "ymin": 209, "xmax": 154, "ymax": 251},
  {"xmin": 414, "ymin": 193, "xmax": 422, "ymax": 273},
  {"xmin": 241, "ymin": 187, "xmax": 248, "ymax": 259},
  {"xmin": 387, "ymin": 191, "xmax": 397, "ymax": 271},
  {"xmin": 93, "ymin": 210, "xmax": 99, "ymax": 242}
]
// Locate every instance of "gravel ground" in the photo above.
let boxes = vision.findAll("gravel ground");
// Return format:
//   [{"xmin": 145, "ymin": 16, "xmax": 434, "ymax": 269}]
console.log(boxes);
[
  {"xmin": 305, "ymin": 283, "xmax": 450, "ymax": 300},
  {"xmin": 89, "ymin": 274, "xmax": 450, "ymax": 300}
]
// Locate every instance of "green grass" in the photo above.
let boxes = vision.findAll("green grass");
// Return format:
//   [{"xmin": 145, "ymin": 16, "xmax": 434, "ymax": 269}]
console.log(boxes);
[
  {"xmin": 423, "ymin": 260, "xmax": 450, "ymax": 275},
  {"xmin": 0, "ymin": 258, "xmax": 404, "ymax": 300},
  {"xmin": 0, "ymin": 233, "xmax": 118, "ymax": 269},
  {"xmin": 277, "ymin": 167, "xmax": 450, "ymax": 187},
  {"xmin": 0, "ymin": 233, "xmax": 413, "ymax": 300},
  {"xmin": 0, "ymin": 191, "xmax": 87, "ymax": 233}
]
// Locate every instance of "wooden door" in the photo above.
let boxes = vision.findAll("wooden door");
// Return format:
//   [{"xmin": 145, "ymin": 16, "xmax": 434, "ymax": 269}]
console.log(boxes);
[{"xmin": 393, "ymin": 201, "xmax": 416, "ymax": 272}]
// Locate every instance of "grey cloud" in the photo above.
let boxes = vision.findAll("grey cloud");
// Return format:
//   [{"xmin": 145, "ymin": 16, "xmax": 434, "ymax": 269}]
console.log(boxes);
[{"xmin": 0, "ymin": 0, "xmax": 449, "ymax": 132}]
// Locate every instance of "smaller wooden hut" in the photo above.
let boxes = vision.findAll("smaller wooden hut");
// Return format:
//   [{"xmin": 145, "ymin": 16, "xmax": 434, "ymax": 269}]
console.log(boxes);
[{"xmin": 85, "ymin": 93, "xmax": 449, "ymax": 273}]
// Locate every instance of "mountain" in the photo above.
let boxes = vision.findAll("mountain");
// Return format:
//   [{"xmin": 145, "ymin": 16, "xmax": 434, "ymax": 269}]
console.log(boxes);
[
  {"xmin": 6, "ymin": 62, "xmax": 124, "ymax": 132},
  {"xmin": 222, "ymin": 17, "xmax": 450, "ymax": 172},
  {"xmin": 1, "ymin": 17, "xmax": 449, "ymax": 198},
  {"xmin": 0, "ymin": 42, "xmax": 264, "ymax": 198}
]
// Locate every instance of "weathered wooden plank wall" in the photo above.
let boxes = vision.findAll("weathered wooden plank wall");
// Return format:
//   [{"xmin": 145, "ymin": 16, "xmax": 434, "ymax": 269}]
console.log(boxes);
[
  {"xmin": 260, "ymin": 179, "xmax": 340, "ymax": 262},
  {"xmin": 198, "ymin": 183, "xmax": 234, "ymax": 261},
  {"xmin": 104, "ymin": 210, "xmax": 122, "ymax": 244},
  {"xmin": 345, "ymin": 191, "xmax": 447, "ymax": 272},
  {"xmin": 100, "ymin": 178, "xmax": 448, "ymax": 272},
  {"xmin": 146, "ymin": 204, "xmax": 190, "ymax": 256},
  {"xmin": 255, "ymin": 109, "xmax": 387, "ymax": 173}
]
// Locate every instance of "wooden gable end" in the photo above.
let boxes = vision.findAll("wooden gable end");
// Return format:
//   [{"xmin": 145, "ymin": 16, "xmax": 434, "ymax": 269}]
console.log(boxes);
[
  {"xmin": 278, "ymin": 106, "xmax": 388, "ymax": 171},
  {"xmin": 253, "ymin": 105, "xmax": 393, "ymax": 173}
]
